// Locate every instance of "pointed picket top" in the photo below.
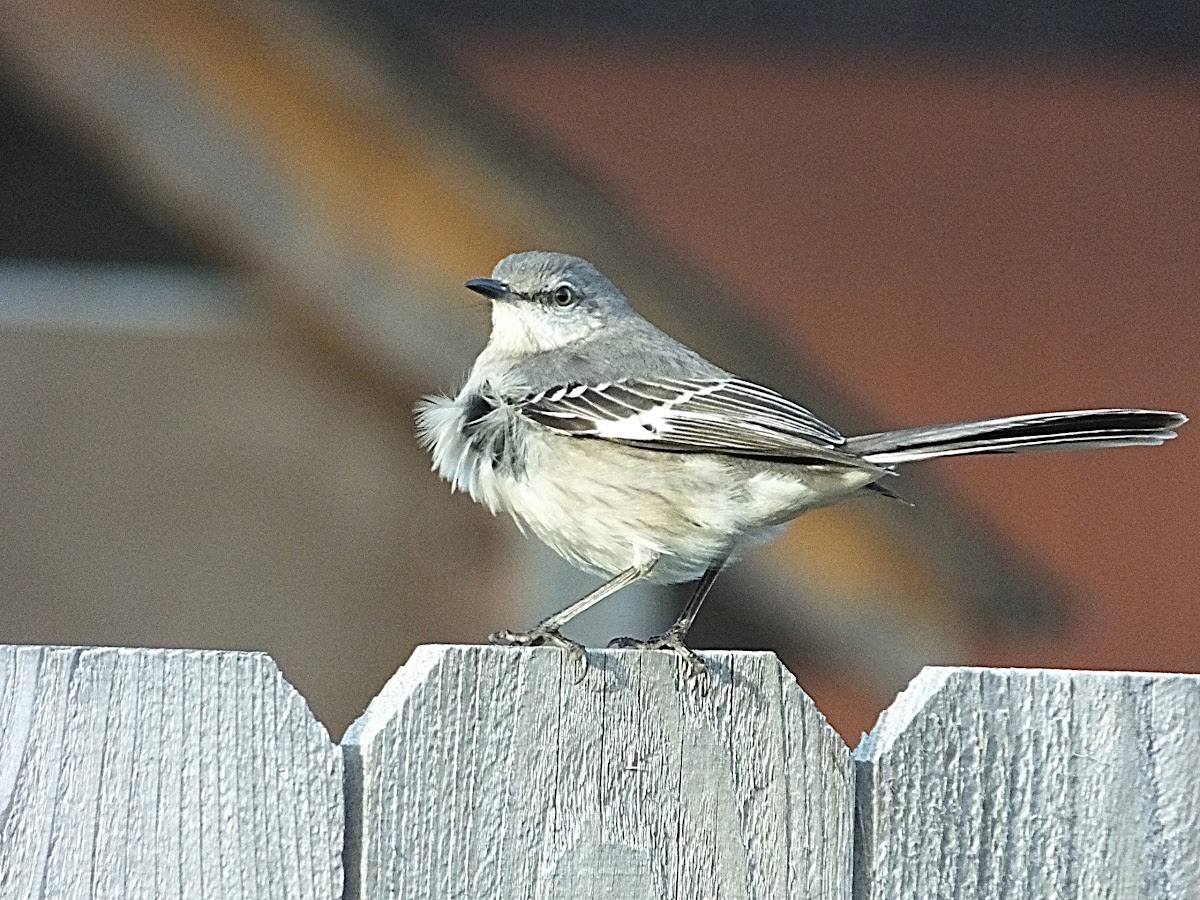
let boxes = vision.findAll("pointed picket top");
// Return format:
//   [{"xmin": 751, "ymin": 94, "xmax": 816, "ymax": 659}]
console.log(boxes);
[
  {"xmin": 344, "ymin": 645, "xmax": 853, "ymax": 900},
  {"xmin": 854, "ymin": 666, "xmax": 1200, "ymax": 900},
  {"xmin": 0, "ymin": 645, "xmax": 343, "ymax": 900}
]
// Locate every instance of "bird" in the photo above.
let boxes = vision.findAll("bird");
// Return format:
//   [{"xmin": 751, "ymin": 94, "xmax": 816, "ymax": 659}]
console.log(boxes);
[{"xmin": 416, "ymin": 250, "xmax": 1185, "ymax": 671}]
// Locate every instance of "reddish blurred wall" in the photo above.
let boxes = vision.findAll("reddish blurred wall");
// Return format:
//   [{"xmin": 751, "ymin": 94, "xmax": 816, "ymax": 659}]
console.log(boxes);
[{"xmin": 446, "ymin": 41, "xmax": 1200, "ymax": 735}]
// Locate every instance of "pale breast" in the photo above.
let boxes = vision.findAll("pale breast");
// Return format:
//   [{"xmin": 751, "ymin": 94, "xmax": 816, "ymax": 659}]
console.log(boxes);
[{"xmin": 420, "ymin": 391, "xmax": 879, "ymax": 584}]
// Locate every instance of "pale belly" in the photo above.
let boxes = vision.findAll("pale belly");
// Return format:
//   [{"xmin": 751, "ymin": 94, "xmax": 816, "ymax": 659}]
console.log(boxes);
[
  {"xmin": 419, "ymin": 392, "xmax": 879, "ymax": 583},
  {"xmin": 494, "ymin": 430, "xmax": 878, "ymax": 583}
]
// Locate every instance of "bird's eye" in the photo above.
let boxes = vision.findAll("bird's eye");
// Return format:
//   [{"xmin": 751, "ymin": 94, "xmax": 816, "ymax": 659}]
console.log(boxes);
[{"xmin": 552, "ymin": 284, "xmax": 576, "ymax": 307}]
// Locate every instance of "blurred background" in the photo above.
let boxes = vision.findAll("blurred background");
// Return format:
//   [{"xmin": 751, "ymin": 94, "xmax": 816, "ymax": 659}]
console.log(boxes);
[{"xmin": 0, "ymin": 0, "xmax": 1196, "ymax": 743}]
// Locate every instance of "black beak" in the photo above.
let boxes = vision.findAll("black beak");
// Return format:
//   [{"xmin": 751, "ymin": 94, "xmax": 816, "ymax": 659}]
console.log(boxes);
[{"xmin": 464, "ymin": 277, "xmax": 510, "ymax": 300}]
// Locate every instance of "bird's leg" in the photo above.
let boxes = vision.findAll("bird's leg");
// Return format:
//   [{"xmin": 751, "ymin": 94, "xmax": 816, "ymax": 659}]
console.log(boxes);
[
  {"xmin": 489, "ymin": 561, "xmax": 658, "ymax": 662},
  {"xmin": 608, "ymin": 557, "xmax": 729, "ymax": 675}
]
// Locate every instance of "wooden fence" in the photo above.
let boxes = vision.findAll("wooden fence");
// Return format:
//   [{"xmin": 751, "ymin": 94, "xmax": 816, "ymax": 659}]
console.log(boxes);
[{"xmin": 1, "ymin": 644, "xmax": 1196, "ymax": 898}]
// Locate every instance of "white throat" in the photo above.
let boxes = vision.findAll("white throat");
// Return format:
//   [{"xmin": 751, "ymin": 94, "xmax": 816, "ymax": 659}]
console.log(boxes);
[{"xmin": 485, "ymin": 302, "xmax": 590, "ymax": 357}]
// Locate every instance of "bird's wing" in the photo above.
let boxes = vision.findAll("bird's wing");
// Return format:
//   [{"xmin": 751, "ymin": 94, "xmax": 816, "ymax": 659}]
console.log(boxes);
[{"xmin": 513, "ymin": 377, "xmax": 867, "ymax": 465}]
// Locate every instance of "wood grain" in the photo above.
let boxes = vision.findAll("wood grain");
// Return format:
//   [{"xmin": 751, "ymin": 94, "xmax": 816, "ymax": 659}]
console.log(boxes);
[
  {"xmin": 0, "ymin": 645, "xmax": 343, "ymax": 899},
  {"xmin": 854, "ymin": 667, "xmax": 1200, "ymax": 899},
  {"xmin": 344, "ymin": 645, "xmax": 853, "ymax": 900}
]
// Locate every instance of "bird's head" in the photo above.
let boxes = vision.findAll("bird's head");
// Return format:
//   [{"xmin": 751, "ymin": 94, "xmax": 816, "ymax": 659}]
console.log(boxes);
[{"xmin": 466, "ymin": 251, "xmax": 632, "ymax": 356}]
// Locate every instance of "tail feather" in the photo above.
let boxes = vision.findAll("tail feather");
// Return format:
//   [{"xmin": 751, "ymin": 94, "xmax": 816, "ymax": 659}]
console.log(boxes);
[{"xmin": 848, "ymin": 409, "xmax": 1186, "ymax": 466}]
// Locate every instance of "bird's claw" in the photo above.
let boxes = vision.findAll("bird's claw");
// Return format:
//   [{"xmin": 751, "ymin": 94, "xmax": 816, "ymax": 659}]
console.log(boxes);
[
  {"xmin": 489, "ymin": 626, "xmax": 587, "ymax": 667},
  {"xmin": 608, "ymin": 630, "xmax": 707, "ymax": 676}
]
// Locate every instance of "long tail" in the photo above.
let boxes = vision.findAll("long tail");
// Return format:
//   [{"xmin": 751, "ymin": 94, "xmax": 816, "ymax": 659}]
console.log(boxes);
[{"xmin": 847, "ymin": 409, "xmax": 1186, "ymax": 465}]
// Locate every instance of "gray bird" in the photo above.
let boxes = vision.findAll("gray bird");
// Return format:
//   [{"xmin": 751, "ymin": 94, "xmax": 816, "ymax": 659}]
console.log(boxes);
[{"xmin": 417, "ymin": 251, "xmax": 1185, "ymax": 670}]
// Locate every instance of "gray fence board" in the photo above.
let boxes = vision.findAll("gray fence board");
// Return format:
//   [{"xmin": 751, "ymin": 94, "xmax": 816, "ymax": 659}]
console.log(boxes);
[
  {"xmin": 3, "ymin": 644, "xmax": 1197, "ymax": 898},
  {"xmin": 343, "ymin": 645, "xmax": 853, "ymax": 900},
  {"xmin": 853, "ymin": 667, "xmax": 1200, "ymax": 899},
  {"xmin": 0, "ymin": 646, "xmax": 343, "ymax": 899}
]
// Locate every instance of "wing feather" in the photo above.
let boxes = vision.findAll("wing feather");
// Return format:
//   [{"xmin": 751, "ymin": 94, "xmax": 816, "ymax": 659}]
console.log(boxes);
[{"xmin": 514, "ymin": 377, "xmax": 864, "ymax": 465}]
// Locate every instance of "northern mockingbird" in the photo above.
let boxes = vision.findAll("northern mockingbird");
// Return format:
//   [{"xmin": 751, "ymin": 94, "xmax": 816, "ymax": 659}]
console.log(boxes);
[{"xmin": 417, "ymin": 251, "xmax": 1184, "ymax": 669}]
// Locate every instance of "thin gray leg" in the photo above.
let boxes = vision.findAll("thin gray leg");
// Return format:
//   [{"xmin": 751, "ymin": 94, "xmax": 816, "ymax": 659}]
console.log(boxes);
[
  {"xmin": 489, "ymin": 560, "xmax": 658, "ymax": 659},
  {"xmin": 608, "ymin": 556, "xmax": 730, "ymax": 673}
]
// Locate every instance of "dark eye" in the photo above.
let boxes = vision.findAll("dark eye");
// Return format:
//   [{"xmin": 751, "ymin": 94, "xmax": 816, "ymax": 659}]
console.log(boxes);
[{"xmin": 552, "ymin": 284, "xmax": 575, "ymax": 307}]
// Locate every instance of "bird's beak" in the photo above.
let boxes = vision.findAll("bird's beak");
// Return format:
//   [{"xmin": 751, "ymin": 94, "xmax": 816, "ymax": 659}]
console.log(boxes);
[{"xmin": 464, "ymin": 277, "xmax": 511, "ymax": 300}]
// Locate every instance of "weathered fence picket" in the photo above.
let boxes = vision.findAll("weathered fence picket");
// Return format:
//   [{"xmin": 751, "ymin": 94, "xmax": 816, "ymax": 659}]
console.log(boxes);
[
  {"xmin": 343, "ymin": 646, "xmax": 852, "ymax": 900},
  {"xmin": 1, "ymin": 643, "xmax": 1197, "ymax": 900},
  {"xmin": 854, "ymin": 667, "xmax": 1200, "ymax": 899},
  {"xmin": 0, "ymin": 646, "xmax": 343, "ymax": 900}
]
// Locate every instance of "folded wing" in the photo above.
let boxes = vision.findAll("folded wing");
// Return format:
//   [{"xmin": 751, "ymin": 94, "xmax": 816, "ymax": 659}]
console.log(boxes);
[{"xmin": 515, "ymin": 377, "xmax": 870, "ymax": 467}]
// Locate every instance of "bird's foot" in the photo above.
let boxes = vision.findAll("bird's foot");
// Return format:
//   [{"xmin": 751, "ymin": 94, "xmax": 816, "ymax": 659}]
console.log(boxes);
[
  {"xmin": 489, "ymin": 626, "xmax": 587, "ymax": 667},
  {"xmin": 608, "ymin": 629, "xmax": 706, "ymax": 676}
]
